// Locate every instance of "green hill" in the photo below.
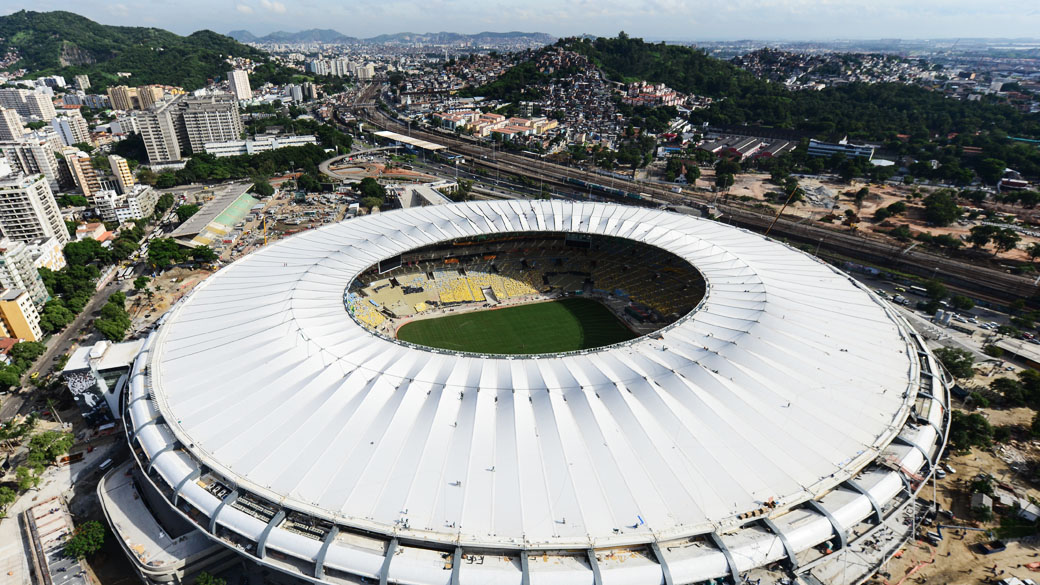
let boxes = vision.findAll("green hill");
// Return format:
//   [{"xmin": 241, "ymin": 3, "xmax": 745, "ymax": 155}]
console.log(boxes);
[{"xmin": 0, "ymin": 10, "xmax": 276, "ymax": 90}]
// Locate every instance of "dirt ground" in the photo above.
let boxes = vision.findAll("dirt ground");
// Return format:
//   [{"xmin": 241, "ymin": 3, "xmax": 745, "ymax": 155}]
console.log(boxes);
[
  {"xmin": 127, "ymin": 266, "xmax": 213, "ymax": 331},
  {"xmin": 686, "ymin": 169, "xmax": 1040, "ymax": 263}
]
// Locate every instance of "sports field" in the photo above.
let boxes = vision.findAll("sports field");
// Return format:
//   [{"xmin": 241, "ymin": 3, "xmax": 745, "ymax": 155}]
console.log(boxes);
[{"xmin": 396, "ymin": 298, "xmax": 637, "ymax": 354}]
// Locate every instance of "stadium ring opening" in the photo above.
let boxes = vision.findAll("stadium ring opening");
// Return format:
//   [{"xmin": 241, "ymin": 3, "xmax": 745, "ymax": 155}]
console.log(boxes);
[
  {"xmin": 346, "ymin": 232, "xmax": 707, "ymax": 355},
  {"xmin": 124, "ymin": 200, "xmax": 949, "ymax": 585}
]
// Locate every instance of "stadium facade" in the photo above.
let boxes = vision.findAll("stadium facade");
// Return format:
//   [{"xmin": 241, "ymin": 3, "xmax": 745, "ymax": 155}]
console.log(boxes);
[{"xmin": 106, "ymin": 200, "xmax": 949, "ymax": 584}]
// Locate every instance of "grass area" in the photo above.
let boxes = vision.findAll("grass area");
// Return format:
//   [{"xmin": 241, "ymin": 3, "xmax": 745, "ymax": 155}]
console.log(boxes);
[{"xmin": 396, "ymin": 297, "xmax": 637, "ymax": 355}]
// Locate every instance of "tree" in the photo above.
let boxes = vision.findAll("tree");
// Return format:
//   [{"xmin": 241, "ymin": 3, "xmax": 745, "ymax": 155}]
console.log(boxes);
[
  {"xmin": 154, "ymin": 193, "xmax": 175, "ymax": 213},
  {"xmin": 684, "ymin": 165, "xmax": 700, "ymax": 184},
  {"xmin": 991, "ymin": 377, "xmax": 1027, "ymax": 406},
  {"xmin": 992, "ymin": 228, "xmax": 1021, "ymax": 253},
  {"xmin": 176, "ymin": 204, "xmax": 201, "ymax": 223},
  {"xmin": 0, "ymin": 486, "xmax": 15, "ymax": 518},
  {"xmin": 134, "ymin": 276, "xmax": 150, "ymax": 290},
  {"xmin": 922, "ymin": 190, "xmax": 961, "ymax": 226},
  {"xmin": 195, "ymin": 573, "xmax": 227, "ymax": 585},
  {"xmin": 976, "ymin": 158, "xmax": 1007, "ymax": 185},
  {"xmin": 252, "ymin": 180, "xmax": 274, "ymax": 198},
  {"xmin": 15, "ymin": 466, "xmax": 40, "ymax": 491},
  {"xmin": 715, "ymin": 173, "xmax": 735, "ymax": 190},
  {"xmin": 933, "ymin": 346, "xmax": 974, "ymax": 379},
  {"xmin": 968, "ymin": 224, "xmax": 997, "ymax": 249},
  {"xmin": 949, "ymin": 410, "xmax": 993, "ymax": 451},
  {"xmin": 950, "ymin": 295, "xmax": 975, "ymax": 311},
  {"xmin": 715, "ymin": 158, "xmax": 741, "ymax": 176},
  {"xmin": 190, "ymin": 246, "xmax": 217, "ymax": 263},
  {"xmin": 924, "ymin": 279, "xmax": 948, "ymax": 300},
  {"xmin": 360, "ymin": 196, "xmax": 383, "ymax": 210},
  {"xmin": 64, "ymin": 521, "xmax": 106, "ymax": 559}
]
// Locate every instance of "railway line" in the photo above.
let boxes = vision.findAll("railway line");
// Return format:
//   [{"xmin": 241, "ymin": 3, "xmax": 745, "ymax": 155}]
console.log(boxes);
[{"xmin": 349, "ymin": 94, "xmax": 1037, "ymax": 305}]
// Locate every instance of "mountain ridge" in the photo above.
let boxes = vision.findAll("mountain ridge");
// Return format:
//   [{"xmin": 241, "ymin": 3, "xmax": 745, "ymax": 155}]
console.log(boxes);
[{"xmin": 227, "ymin": 29, "xmax": 554, "ymax": 45}]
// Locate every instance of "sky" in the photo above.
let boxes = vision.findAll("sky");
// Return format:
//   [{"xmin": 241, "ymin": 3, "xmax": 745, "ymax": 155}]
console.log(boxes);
[{"xmin": 6, "ymin": 0, "xmax": 1040, "ymax": 40}]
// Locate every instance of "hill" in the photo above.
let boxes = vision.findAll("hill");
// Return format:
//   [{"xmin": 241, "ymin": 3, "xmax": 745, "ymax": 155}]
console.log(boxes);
[
  {"xmin": 0, "ymin": 10, "xmax": 276, "ymax": 90},
  {"xmin": 227, "ymin": 28, "xmax": 553, "ymax": 47},
  {"xmin": 228, "ymin": 28, "xmax": 356, "ymax": 44}
]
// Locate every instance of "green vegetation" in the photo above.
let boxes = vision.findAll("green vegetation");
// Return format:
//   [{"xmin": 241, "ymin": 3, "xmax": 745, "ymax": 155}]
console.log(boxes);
[
  {"xmin": 176, "ymin": 204, "xmax": 200, "ymax": 223},
  {"xmin": 64, "ymin": 520, "xmax": 106, "ymax": 559},
  {"xmin": 355, "ymin": 177, "xmax": 386, "ymax": 209},
  {"xmin": 0, "ymin": 486, "xmax": 15, "ymax": 518},
  {"xmin": 396, "ymin": 298, "xmax": 637, "ymax": 354},
  {"xmin": 0, "ymin": 341, "xmax": 46, "ymax": 391},
  {"xmin": 0, "ymin": 10, "xmax": 286, "ymax": 90},
  {"xmin": 94, "ymin": 291, "xmax": 131, "ymax": 341},
  {"xmin": 153, "ymin": 143, "xmax": 338, "ymax": 189},
  {"xmin": 195, "ymin": 572, "xmax": 227, "ymax": 585},
  {"xmin": 252, "ymin": 180, "xmax": 275, "ymax": 198},
  {"xmin": 147, "ymin": 238, "xmax": 217, "ymax": 270},
  {"xmin": 458, "ymin": 60, "xmax": 549, "ymax": 100},
  {"xmin": 933, "ymin": 346, "xmax": 975, "ymax": 379},
  {"xmin": 950, "ymin": 410, "xmax": 994, "ymax": 451}
]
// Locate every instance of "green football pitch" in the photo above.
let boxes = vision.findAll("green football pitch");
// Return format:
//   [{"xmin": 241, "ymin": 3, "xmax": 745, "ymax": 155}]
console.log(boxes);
[{"xmin": 396, "ymin": 297, "xmax": 637, "ymax": 354}]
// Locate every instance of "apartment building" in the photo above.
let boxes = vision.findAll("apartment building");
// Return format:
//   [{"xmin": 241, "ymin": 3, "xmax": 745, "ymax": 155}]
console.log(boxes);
[
  {"xmin": 0, "ymin": 137, "xmax": 62, "ymax": 192},
  {"xmin": 139, "ymin": 93, "xmax": 242, "ymax": 164},
  {"xmin": 807, "ymin": 138, "xmax": 875, "ymax": 160},
  {"xmin": 74, "ymin": 75, "xmax": 91, "ymax": 91},
  {"xmin": 109, "ymin": 154, "xmax": 136, "ymax": 194},
  {"xmin": 51, "ymin": 110, "xmax": 92, "ymax": 146},
  {"xmin": 94, "ymin": 185, "xmax": 158, "ymax": 224},
  {"xmin": 228, "ymin": 70, "xmax": 252, "ymax": 101},
  {"xmin": 0, "ymin": 107, "xmax": 24, "ymax": 141},
  {"xmin": 0, "ymin": 161, "xmax": 69, "ymax": 246},
  {"xmin": 0, "ymin": 288, "xmax": 42, "ymax": 341},
  {"xmin": 25, "ymin": 236, "xmax": 66, "ymax": 272},
  {"xmin": 24, "ymin": 93, "xmax": 56, "ymax": 121},
  {"xmin": 0, "ymin": 237, "xmax": 48, "ymax": 307},
  {"xmin": 63, "ymin": 148, "xmax": 104, "ymax": 199},
  {"xmin": 108, "ymin": 85, "xmax": 138, "ymax": 111}
]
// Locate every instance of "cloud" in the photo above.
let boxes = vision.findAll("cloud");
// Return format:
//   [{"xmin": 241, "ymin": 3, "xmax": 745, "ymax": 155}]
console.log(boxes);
[
  {"xmin": 259, "ymin": 0, "xmax": 287, "ymax": 13},
  {"xmin": 236, "ymin": 3, "xmax": 254, "ymax": 13},
  {"xmin": 107, "ymin": 3, "xmax": 130, "ymax": 16}
]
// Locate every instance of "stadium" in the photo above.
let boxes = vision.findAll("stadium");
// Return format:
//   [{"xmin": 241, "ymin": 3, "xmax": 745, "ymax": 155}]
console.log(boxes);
[{"xmin": 111, "ymin": 200, "xmax": 949, "ymax": 585}]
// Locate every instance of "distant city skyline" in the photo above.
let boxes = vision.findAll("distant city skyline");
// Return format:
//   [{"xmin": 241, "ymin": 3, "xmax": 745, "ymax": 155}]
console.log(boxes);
[{"xmin": 4, "ymin": 0, "xmax": 1040, "ymax": 41}]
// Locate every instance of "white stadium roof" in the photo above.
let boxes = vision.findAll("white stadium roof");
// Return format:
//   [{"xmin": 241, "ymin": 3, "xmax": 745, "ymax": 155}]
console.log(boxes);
[{"xmin": 146, "ymin": 200, "xmax": 921, "ymax": 553}]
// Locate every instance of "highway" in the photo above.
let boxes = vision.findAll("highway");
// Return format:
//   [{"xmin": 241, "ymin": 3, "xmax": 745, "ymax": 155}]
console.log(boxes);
[{"xmin": 349, "ymin": 86, "xmax": 1037, "ymax": 305}]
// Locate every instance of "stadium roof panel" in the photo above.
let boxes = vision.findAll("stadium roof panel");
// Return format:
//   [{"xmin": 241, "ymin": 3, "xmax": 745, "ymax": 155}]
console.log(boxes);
[
  {"xmin": 148, "ymin": 200, "xmax": 917, "ymax": 549},
  {"xmin": 373, "ymin": 130, "xmax": 447, "ymax": 151}
]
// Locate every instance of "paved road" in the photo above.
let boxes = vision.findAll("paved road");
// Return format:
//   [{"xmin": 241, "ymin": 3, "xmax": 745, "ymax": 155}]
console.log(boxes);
[{"xmin": 0, "ymin": 280, "xmax": 123, "ymax": 422}]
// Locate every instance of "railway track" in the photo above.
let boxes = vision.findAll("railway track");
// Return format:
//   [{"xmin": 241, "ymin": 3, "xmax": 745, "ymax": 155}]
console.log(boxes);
[{"xmin": 352, "ymin": 100, "xmax": 1036, "ymax": 305}]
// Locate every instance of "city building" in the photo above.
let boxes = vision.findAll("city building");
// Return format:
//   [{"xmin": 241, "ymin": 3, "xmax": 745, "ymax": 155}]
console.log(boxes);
[
  {"xmin": 113, "ymin": 200, "xmax": 949, "ymax": 585},
  {"xmin": 107, "ymin": 85, "xmax": 138, "ymax": 111},
  {"xmin": 63, "ymin": 148, "xmax": 104, "ymax": 199},
  {"xmin": 23, "ymin": 92, "xmax": 56, "ymax": 121},
  {"xmin": 0, "ymin": 138, "xmax": 62, "ymax": 192},
  {"xmin": 0, "ymin": 107, "xmax": 24, "ymax": 141},
  {"xmin": 0, "ymin": 161, "xmax": 69, "ymax": 245},
  {"xmin": 112, "ymin": 114, "xmax": 140, "ymax": 136},
  {"xmin": 137, "ymin": 85, "xmax": 165, "ymax": 110},
  {"xmin": 227, "ymin": 69, "xmax": 252, "ymax": 101},
  {"xmin": 0, "ymin": 237, "xmax": 48, "ymax": 307},
  {"xmin": 288, "ymin": 84, "xmax": 304, "ymax": 102},
  {"xmin": 0, "ymin": 288, "xmax": 41, "ymax": 341},
  {"xmin": 25, "ymin": 236, "xmax": 66, "ymax": 271},
  {"xmin": 181, "ymin": 94, "xmax": 243, "ymax": 153},
  {"xmin": 74, "ymin": 74, "xmax": 91, "ymax": 91},
  {"xmin": 203, "ymin": 134, "xmax": 317, "ymax": 157},
  {"xmin": 94, "ymin": 185, "xmax": 158, "ymax": 224},
  {"xmin": 807, "ymin": 138, "xmax": 875, "ymax": 160},
  {"xmin": 50, "ymin": 110, "xmax": 92, "ymax": 146},
  {"xmin": 139, "ymin": 93, "xmax": 242, "ymax": 164},
  {"xmin": 109, "ymin": 154, "xmax": 135, "ymax": 194}
]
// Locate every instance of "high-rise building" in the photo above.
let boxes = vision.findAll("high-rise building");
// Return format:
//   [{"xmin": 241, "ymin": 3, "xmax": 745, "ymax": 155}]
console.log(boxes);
[
  {"xmin": 0, "ymin": 288, "xmax": 42, "ymax": 340},
  {"xmin": 107, "ymin": 85, "xmax": 139, "ymax": 111},
  {"xmin": 108, "ymin": 154, "xmax": 135, "ymax": 194},
  {"xmin": 0, "ymin": 107, "xmax": 24, "ymax": 142},
  {"xmin": 0, "ymin": 138, "xmax": 62, "ymax": 192},
  {"xmin": 0, "ymin": 237, "xmax": 49, "ymax": 307},
  {"xmin": 94, "ymin": 185, "xmax": 158, "ymax": 224},
  {"xmin": 288, "ymin": 84, "xmax": 304, "ymax": 103},
  {"xmin": 0, "ymin": 161, "xmax": 69, "ymax": 246},
  {"xmin": 139, "ymin": 98, "xmax": 186, "ymax": 165},
  {"xmin": 303, "ymin": 82, "xmax": 318, "ymax": 101},
  {"xmin": 227, "ymin": 70, "xmax": 252, "ymax": 101},
  {"xmin": 139, "ymin": 93, "xmax": 241, "ymax": 164},
  {"xmin": 0, "ymin": 88, "xmax": 28, "ymax": 112},
  {"xmin": 138, "ymin": 85, "xmax": 166, "ymax": 110},
  {"xmin": 113, "ymin": 114, "xmax": 139, "ymax": 135},
  {"xmin": 51, "ymin": 111, "xmax": 92, "ymax": 146},
  {"xmin": 74, "ymin": 74, "xmax": 91, "ymax": 91},
  {"xmin": 63, "ymin": 148, "xmax": 103, "ymax": 199},
  {"xmin": 24, "ymin": 93, "xmax": 56, "ymax": 121},
  {"xmin": 181, "ymin": 94, "xmax": 243, "ymax": 153}
]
